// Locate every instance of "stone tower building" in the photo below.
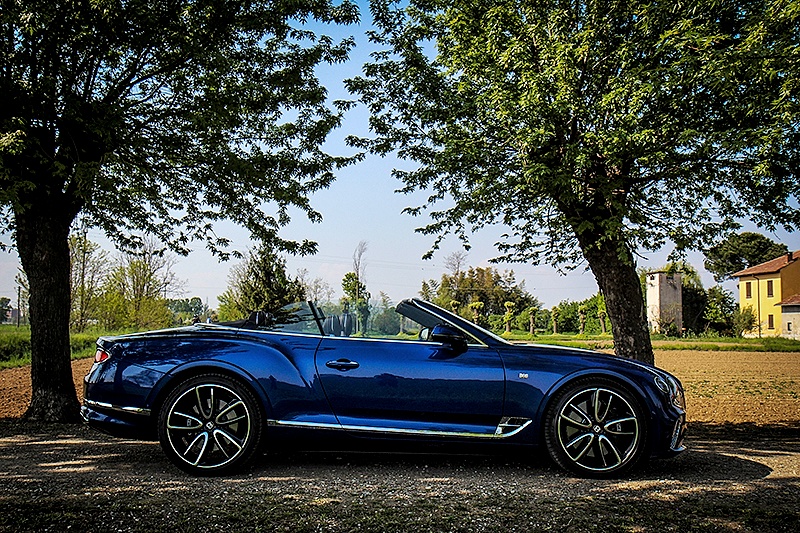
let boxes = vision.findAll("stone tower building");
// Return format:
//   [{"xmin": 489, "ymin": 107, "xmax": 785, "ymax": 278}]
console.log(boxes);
[{"xmin": 646, "ymin": 272, "xmax": 683, "ymax": 334}]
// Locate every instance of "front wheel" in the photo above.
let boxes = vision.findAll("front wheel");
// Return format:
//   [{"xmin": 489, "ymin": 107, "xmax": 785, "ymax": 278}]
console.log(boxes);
[
  {"xmin": 158, "ymin": 374, "xmax": 263, "ymax": 476},
  {"xmin": 544, "ymin": 378, "xmax": 648, "ymax": 477}
]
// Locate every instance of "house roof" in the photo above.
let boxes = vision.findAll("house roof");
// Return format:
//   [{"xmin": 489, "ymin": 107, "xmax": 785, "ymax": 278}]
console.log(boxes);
[
  {"xmin": 732, "ymin": 251, "xmax": 800, "ymax": 278},
  {"xmin": 777, "ymin": 293, "xmax": 800, "ymax": 306}
]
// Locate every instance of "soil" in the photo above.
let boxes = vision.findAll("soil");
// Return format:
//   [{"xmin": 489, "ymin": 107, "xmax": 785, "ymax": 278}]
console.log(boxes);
[
  {"xmin": 1, "ymin": 351, "xmax": 798, "ymax": 532},
  {"xmin": 2, "ymin": 350, "xmax": 798, "ymax": 424},
  {"xmin": 0, "ymin": 357, "xmax": 93, "ymax": 419}
]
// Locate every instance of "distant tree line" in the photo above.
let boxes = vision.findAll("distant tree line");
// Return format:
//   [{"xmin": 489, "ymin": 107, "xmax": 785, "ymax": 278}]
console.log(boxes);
[{"xmin": 12, "ymin": 234, "xmax": 212, "ymax": 332}]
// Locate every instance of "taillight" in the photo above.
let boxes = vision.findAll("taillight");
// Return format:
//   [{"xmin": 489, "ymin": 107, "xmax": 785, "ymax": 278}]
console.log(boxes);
[{"xmin": 94, "ymin": 349, "xmax": 110, "ymax": 363}]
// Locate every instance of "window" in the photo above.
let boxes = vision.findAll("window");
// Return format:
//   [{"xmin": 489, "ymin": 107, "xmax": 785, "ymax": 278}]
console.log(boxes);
[
  {"xmin": 788, "ymin": 322, "xmax": 793, "ymax": 333},
  {"xmin": 746, "ymin": 282, "xmax": 752, "ymax": 299},
  {"xmin": 768, "ymin": 315, "xmax": 775, "ymax": 330},
  {"xmin": 767, "ymin": 280, "xmax": 774, "ymax": 298}
]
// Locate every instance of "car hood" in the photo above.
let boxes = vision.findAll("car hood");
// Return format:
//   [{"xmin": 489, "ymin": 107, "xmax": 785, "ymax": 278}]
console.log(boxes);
[{"xmin": 505, "ymin": 342, "xmax": 677, "ymax": 381}]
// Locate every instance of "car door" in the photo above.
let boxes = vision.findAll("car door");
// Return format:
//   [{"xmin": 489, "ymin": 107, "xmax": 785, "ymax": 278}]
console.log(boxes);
[{"xmin": 315, "ymin": 336, "xmax": 505, "ymax": 437}]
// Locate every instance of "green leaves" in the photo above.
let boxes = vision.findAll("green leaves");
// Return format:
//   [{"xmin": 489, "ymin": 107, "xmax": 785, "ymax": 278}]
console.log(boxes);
[
  {"xmin": 350, "ymin": 0, "xmax": 800, "ymax": 268},
  {"xmin": 704, "ymin": 231, "xmax": 790, "ymax": 282},
  {"xmin": 217, "ymin": 244, "xmax": 305, "ymax": 321},
  {"xmin": 1, "ymin": 0, "xmax": 361, "ymax": 256}
]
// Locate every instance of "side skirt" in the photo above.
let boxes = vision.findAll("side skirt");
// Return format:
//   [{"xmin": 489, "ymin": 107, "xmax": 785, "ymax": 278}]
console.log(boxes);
[{"xmin": 267, "ymin": 416, "xmax": 532, "ymax": 439}]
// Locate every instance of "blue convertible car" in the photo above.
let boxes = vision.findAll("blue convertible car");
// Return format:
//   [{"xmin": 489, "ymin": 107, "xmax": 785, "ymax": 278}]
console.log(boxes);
[{"xmin": 82, "ymin": 298, "xmax": 686, "ymax": 477}]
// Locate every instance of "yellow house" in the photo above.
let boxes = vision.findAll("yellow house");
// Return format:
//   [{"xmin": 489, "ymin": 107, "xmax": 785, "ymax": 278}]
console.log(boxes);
[{"xmin": 733, "ymin": 251, "xmax": 800, "ymax": 337}]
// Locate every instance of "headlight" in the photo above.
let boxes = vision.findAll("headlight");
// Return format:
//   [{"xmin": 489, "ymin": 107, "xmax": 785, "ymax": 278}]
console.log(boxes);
[{"xmin": 654, "ymin": 375, "xmax": 685, "ymax": 409}]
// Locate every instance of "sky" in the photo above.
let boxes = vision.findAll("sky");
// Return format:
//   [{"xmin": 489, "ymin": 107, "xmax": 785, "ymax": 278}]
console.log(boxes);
[{"xmin": 2, "ymin": 3, "xmax": 799, "ymax": 311}]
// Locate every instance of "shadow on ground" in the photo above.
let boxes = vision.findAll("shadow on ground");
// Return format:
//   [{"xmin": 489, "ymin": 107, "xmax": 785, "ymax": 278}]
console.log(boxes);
[{"xmin": 0, "ymin": 419, "xmax": 798, "ymax": 532}]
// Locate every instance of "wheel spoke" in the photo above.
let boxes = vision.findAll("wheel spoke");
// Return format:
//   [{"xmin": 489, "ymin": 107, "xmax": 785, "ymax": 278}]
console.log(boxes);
[
  {"xmin": 167, "ymin": 411, "xmax": 203, "ymax": 430},
  {"xmin": 593, "ymin": 389, "xmax": 611, "ymax": 422},
  {"xmin": 562, "ymin": 403, "xmax": 592, "ymax": 428},
  {"xmin": 565, "ymin": 433, "xmax": 595, "ymax": 461},
  {"xmin": 213, "ymin": 429, "xmax": 243, "ymax": 458},
  {"xmin": 216, "ymin": 400, "xmax": 245, "ymax": 425},
  {"xmin": 183, "ymin": 432, "xmax": 209, "ymax": 466},
  {"xmin": 194, "ymin": 386, "xmax": 212, "ymax": 419},
  {"xmin": 598, "ymin": 435, "xmax": 623, "ymax": 467},
  {"xmin": 604, "ymin": 416, "xmax": 637, "ymax": 435}
]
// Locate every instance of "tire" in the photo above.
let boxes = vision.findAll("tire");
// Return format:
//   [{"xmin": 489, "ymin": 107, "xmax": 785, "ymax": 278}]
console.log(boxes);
[
  {"xmin": 544, "ymin": 378, "xmax": 648, "ymax": 477},
  {"xmin": 158, "ymin": 374, "xmax": 263, "ymax": 476}
]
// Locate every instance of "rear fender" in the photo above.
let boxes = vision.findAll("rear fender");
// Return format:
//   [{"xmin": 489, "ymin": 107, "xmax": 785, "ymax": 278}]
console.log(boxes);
[
  {"xmin": 143, "ymin": 335, "xmax": 333, "ymax": 427},
  {"xmin": 147, "ymin": 360, "xmax": 271, "ymax": 420}
]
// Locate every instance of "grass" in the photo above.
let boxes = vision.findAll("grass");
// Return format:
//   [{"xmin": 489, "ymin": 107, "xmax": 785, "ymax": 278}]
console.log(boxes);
[
  {"xmin": 506, "ymin": 330, "xmax": 800, "ymax": 352},
  {"xmin": 0, "ymin": 325, "xmax": 127, "ymax": 368}
]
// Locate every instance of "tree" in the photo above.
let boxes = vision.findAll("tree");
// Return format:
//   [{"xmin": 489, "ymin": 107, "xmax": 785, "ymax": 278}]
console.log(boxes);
[
  {"xmin": 503, "ymin": 301, "xmax": 515, "ymax": 333},
  {"xmin": 352, "ymin": 240, "xmax": 369, "ymax": 293},
  {"xmin": 217, "ymin": 246, "xmax": 305, "ymax": 321},
  {"xmin": 422, "ymin": 265, "xmax": 536, "ymax": 318},
  {"xmin": 578, "ymin": 305, "xmax": 587, "ymax": 336},
  {"xmin": 341, "ymin": 271, "xmax": 370, "ymax": 333},
  {"xmin": 597, "ymin": 300, "xmax": 608, "ymax": 335},
  {"xmin": 0, "ymin": 297, "xmax": 10, "ymax": 322},
  {"xmin": 705, "ymin": 232, "xmax": 789, "ymax": 282},
  {"xmin": 167, "ymin": 297, "xmax": 210, "ymax": 324},
  {"xmin": 348, "ymin": 0, "xmax": 800, "ymax": 364},
  {"xmin": 443, "ymin": 251, "xmax": 468, "ymax": 275},
  {"xmin": 1, "ymin": 0, "xmax": 359, "ymax": 420},
  {"xmin": 296, "ymin": 268, "xmax": 335, "ymax": 305},
  {"xmin": 69, "ymin": 233, "xmax": 110, "ymax": 332},
  {"xmin": 101, "ymin": 240, "xmax": 185, "ymax": 330},
  {"xmin": 372, "ymin": 292, "xmax": 401, "ymax": 335},
  {"xmin": 704, "ymin": 286, "xmax": 737, "ymax": 335},
  {"xmin": 733, "ymin": 306, "xmax": 759, "ymax": 338},
  {"xmin": 552, "ymin": 300, "xmax": 580, "ymax": 334},
  {"xmin": 468, "ymin": 301, "xmax": 485, "ymax": 327}
]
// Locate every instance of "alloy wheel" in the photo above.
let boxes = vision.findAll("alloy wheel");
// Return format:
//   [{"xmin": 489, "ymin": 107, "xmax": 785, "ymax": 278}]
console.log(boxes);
[
  {"xmin": 164, "ymin": 382, "xmax": 252, "ymax": 470},
  {"xmin": 556, "ymin": 387, "xmax": 641, "ymax": 473}
]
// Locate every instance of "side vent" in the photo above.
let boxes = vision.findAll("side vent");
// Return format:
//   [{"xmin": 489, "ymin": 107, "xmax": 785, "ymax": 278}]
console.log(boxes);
[{"xmin": 494, "ymin": 417, "xmax": 533, "ymax": 437}]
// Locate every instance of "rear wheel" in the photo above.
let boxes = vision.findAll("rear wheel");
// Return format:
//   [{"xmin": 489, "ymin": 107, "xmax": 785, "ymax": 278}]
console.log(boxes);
[
  {"xmin": 545, "ymin": 378, "xmax": 647, "ymax": 477},
  {"xmin": 158, "ymin": 374, "xmax": 263, "ymax": 475}
]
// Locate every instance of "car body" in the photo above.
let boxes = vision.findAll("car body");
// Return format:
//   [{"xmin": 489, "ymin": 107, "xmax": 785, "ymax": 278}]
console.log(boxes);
[{"xmin": 82, "ymin": 298, "xmax": 687, "ymax": 477}]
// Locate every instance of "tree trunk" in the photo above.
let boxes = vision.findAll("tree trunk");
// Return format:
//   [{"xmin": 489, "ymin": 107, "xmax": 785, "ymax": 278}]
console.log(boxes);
[
  {"xmin": 578, "ymin": 232, "xmax": 654, "ymax": 364},
  {"xmin": 16, "ymin": 207, "xmax": 81, "ymax": 422}
]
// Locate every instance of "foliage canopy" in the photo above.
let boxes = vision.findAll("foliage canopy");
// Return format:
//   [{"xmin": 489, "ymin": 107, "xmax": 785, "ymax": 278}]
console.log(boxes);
[
  {"xmin": 217, "ymin": 245, "xmax": 305, "ymax": 321},
  {"xmin": 0, "ymin": 0, "xmax": 360, "ymax": 421},
  {"xmin": 704, "ymin": 232, "xmax": 790, "ymax": 282},
  {"xmin": 348, "ymin": 0, "xmax": 800, "ymax": 362}
]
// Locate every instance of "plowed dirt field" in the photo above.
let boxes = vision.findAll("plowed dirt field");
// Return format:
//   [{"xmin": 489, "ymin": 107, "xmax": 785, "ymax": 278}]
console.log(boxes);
[{"xmin": 1, "ymin": 350, "xmax": 799, "ymax": 423}]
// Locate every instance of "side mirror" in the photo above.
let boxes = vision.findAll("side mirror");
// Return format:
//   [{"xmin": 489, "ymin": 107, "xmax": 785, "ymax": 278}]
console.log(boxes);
[{"xmin": 430, "ymin": 324, "xmax": 468, "ymax": 355}]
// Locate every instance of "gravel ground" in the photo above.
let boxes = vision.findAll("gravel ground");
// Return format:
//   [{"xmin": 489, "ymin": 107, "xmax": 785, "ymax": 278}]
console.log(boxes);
[{"xmin": 0, "ymin": 353, "xmax": 799, "ymax": 532}]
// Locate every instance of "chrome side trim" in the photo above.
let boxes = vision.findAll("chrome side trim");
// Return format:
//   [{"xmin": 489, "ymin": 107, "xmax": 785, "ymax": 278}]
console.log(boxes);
[
  {"xmin": 83, "ymin": 399, "xmax": 151, "ymax": 416},
  {"xmin": 267, "ymin": 418, "xmax": 533, "ymax": 439}
]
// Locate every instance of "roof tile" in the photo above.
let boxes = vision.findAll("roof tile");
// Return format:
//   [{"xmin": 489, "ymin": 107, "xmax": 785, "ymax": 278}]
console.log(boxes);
[
  {"xmin": 732, "ymin": 251, "xmax": 800, "ymax": 278},
  {"xmin": 778, "ymin": 294, "xmax": 800, "ymax": 306}
]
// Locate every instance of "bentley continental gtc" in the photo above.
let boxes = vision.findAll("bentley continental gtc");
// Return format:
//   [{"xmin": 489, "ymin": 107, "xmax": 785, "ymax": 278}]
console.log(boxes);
[{"xmin": 82, "ymin": 298, "xmax": 687, "ymax": 477}]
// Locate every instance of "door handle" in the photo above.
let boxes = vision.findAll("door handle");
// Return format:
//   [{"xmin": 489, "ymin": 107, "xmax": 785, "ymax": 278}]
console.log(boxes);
[{"xmin": 325, "ymin": 359, "xmax": 360, "ymax": 371}]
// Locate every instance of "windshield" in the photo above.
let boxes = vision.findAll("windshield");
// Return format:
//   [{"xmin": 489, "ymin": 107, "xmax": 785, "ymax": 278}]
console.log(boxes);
[{"xmin": 405, "ymin": 299, "xmax": 510, "ymax": 346}]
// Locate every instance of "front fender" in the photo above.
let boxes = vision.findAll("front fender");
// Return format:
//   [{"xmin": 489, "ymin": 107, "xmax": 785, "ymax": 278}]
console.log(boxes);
[{"xmin": 535, "ymin": 368, "xmax": 668, "ymax": 447}]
